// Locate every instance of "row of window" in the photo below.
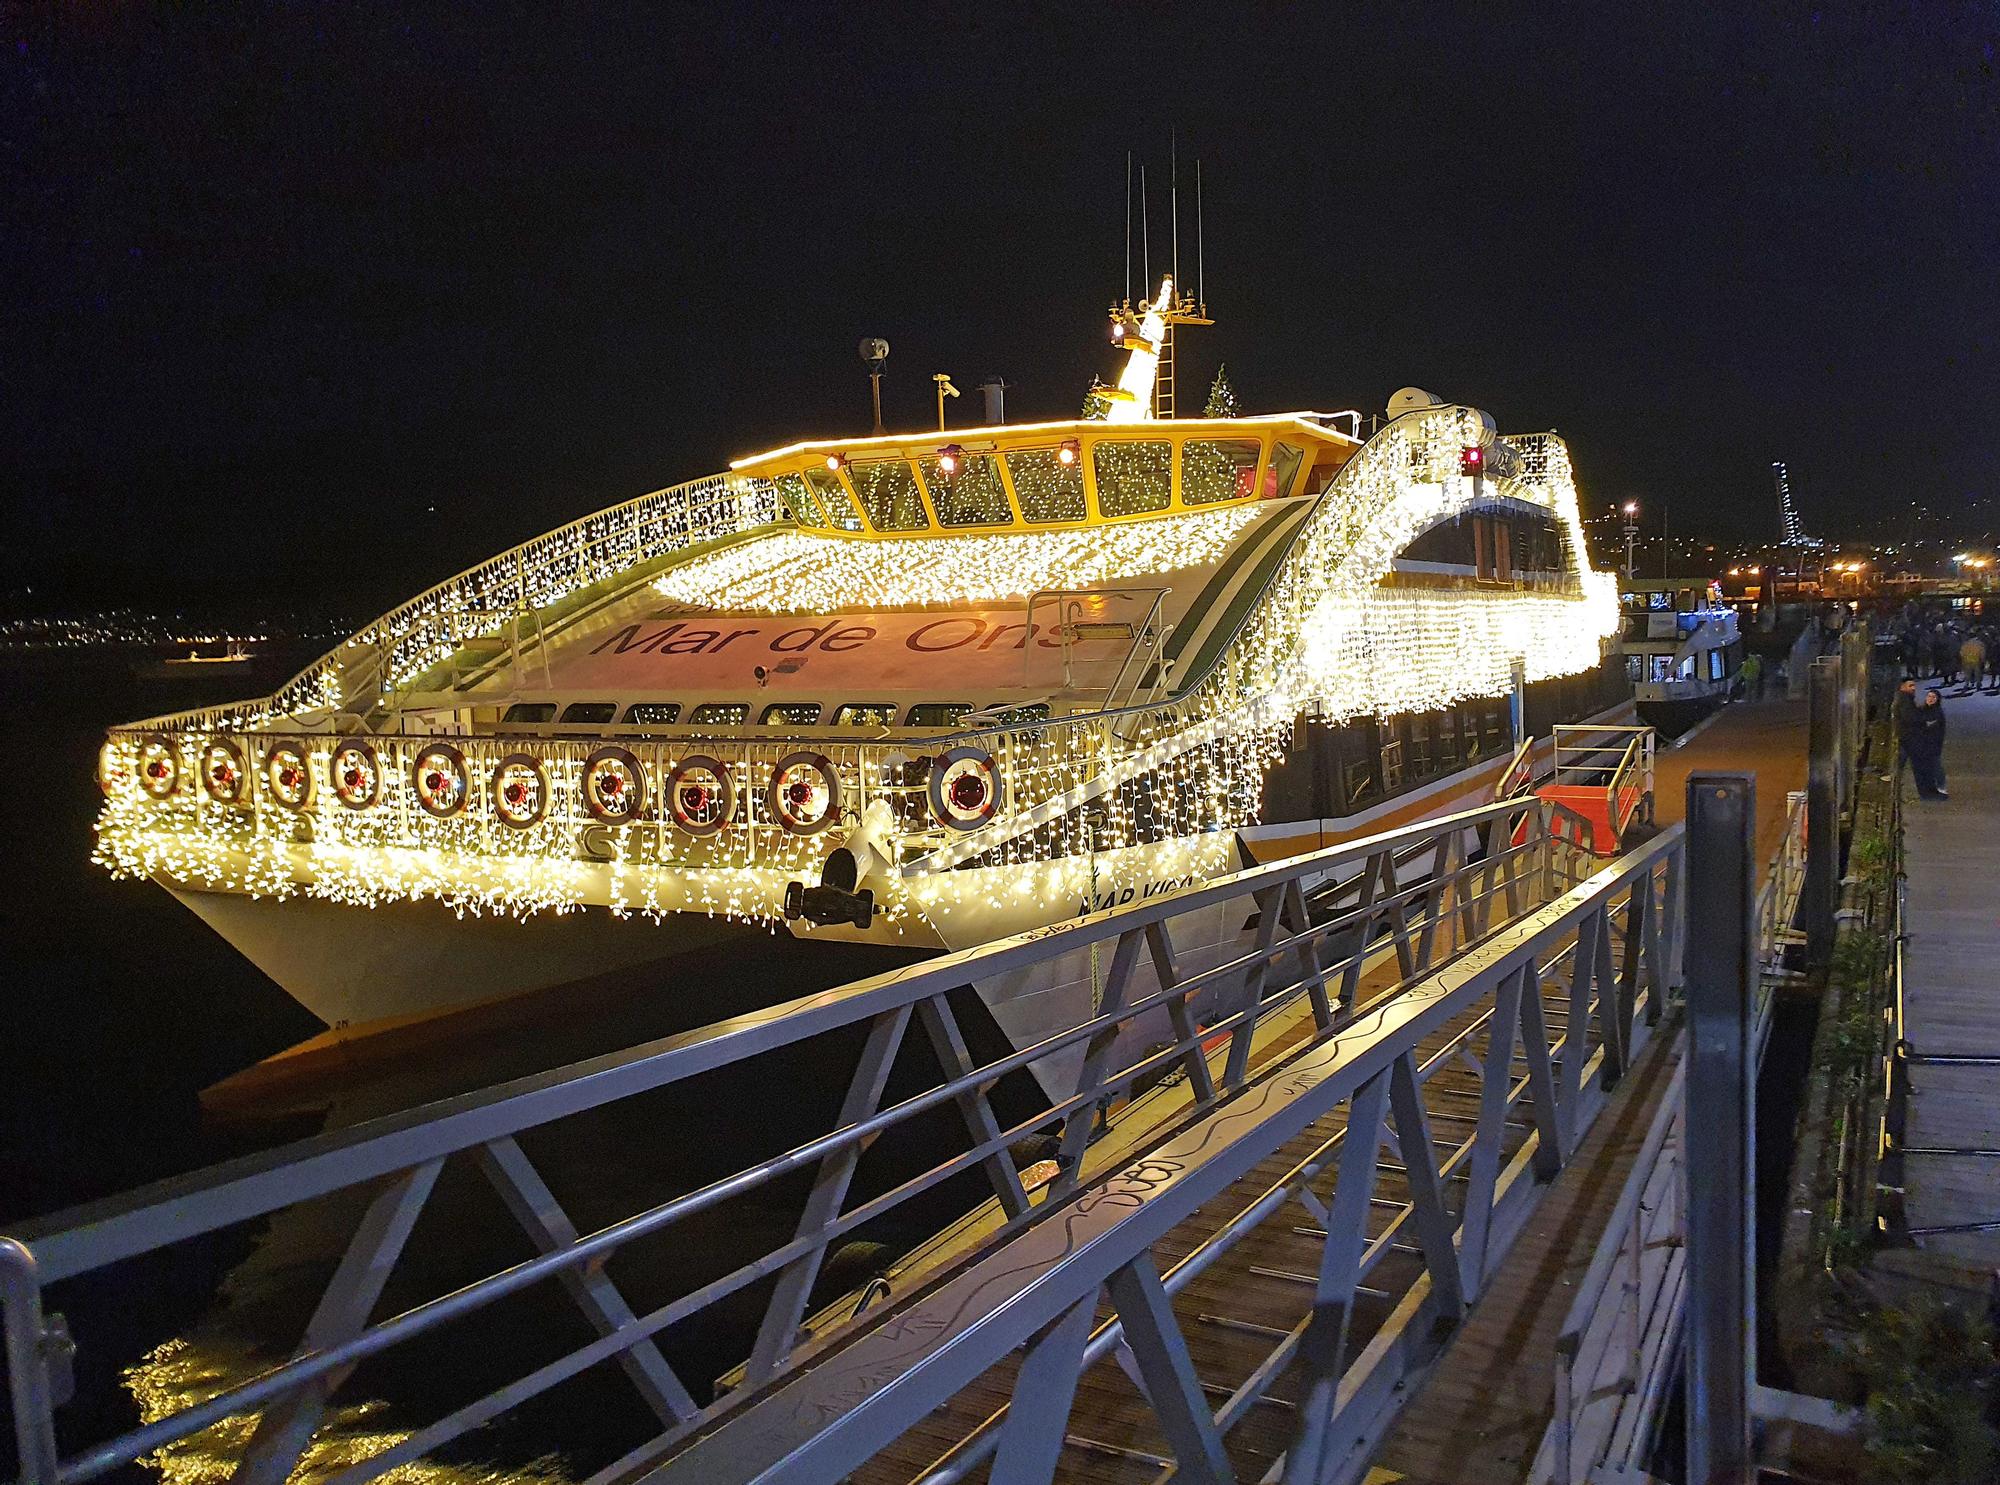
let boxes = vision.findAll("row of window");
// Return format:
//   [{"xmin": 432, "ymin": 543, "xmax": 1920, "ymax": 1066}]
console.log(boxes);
[
  {"xmin": 774, "ymin": 438, "xmax": 1311, "ymax": 534},
  {"xmin": 499, "ymin": 699, "xmax": 1053, "ymax": 730}
]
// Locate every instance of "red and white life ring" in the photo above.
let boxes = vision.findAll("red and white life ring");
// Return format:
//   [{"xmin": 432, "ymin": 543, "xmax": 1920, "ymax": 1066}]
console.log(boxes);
[
  {"xmin": 330, "ymin": 740, "xmax": 382, "ymax": 810},
  {"xmin": 201, "ymin": 737, "xmax": 248, "ymax": 804},
  {"xmin": 491, "ymin": 753, "xmax": 550, "ymax": 829},
  {"xmin": 137, "ymin": 734, "xmax": 179, "ymax": 800},
  {"xmin": 666, "ymin": 754, "xmax": 736, "ymax": 836},
  {"xmin": 768, "ymin": 751, "xmax": 841, "ymax": 835},
  {"xmin": 411, "ymin": 743, "xmax": 469, "ymax": 819},
  {"xmin": 929, "ymin": 746, "xmax": 1002, "ymax": 832},
  {"xmin": 265, "ymin": 742, "xmax": 312, "ymax": 811},
  {"xmin": 581, "ymin": 746, "xmax": 647, "ymax": 824}
]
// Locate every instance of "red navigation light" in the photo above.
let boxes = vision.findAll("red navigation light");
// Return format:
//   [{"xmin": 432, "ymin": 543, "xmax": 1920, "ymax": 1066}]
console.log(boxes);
[
  {"xmin": 1057, "ymin": 438, "xmax": 1081, "ymax": 466},
  {"xmin": 1459, "ymin": 445, "xmax": 1485, "ymax": 477}
]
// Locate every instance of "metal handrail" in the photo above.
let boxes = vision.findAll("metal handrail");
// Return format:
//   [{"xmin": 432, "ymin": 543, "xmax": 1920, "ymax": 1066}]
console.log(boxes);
[
  {"xmin": 1540, "ymin": 782, "xmax": 1810, "ymax": 1484},
  {"xmin": 652, "ymin": 827, "xmax": 1686, "ymax": 1485},
  {"xmin": 5, "ymin": 794, "xmax": 1558, "ymax": 1485}
]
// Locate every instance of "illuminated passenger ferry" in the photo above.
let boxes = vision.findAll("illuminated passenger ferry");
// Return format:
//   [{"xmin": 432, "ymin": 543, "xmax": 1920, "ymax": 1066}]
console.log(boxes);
[{"xmin": 94, "ymin": 281, "xmax": 1621, "ymax": 1080}]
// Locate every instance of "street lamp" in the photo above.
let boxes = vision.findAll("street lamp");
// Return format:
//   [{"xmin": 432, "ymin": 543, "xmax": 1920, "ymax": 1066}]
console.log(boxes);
[{"xmin": 1622, "ymin": 501, "xmax": 1639, "ymax": 578}]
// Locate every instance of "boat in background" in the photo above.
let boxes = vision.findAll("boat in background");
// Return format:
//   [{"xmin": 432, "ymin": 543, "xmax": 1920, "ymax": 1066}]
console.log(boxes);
[{"xmin": 1618, "ymin": 575, "xmax": 1741, "ymax": 734}]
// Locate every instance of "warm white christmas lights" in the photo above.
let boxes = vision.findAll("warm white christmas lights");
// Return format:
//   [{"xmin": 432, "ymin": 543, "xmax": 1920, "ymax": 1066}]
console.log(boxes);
[{"xmin": 93, "ymin": 407, "xmax": 1617, "ymax": 937}]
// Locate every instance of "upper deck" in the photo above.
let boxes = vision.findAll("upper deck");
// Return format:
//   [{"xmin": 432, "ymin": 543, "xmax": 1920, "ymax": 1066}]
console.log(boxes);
[{"xmin": 732, "ymin": 413, "xmax": 1360, "ymax": 537}]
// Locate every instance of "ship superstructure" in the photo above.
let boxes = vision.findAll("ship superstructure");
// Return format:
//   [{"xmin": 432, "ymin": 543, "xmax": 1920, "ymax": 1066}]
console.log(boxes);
[{"xmin": 94, "ymin": 278, "xmax": 1620, "ymax": 1045}]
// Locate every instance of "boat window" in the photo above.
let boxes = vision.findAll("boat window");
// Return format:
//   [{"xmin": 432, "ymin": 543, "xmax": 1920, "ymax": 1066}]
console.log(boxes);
[
  {"xmin": 689, "ymin": 702, "xmax": 751, "ymax": 726},
  {"xmin": 774, "ymin": 472, "xmax": 824, "ymax": 527},
  {"xmin": 803, "ymin": 465, "xmax": 863, "ymax": 532},
  {"xmin": 832, "ymin": 703, "xmax": 897, "ymax": 726},
  {"xmin": 559, "ymin": 702, "xmax": 618, "ymax": 724},
  {"xmin": 1004, "ymin": 448, "xmax": 1088, "ymax": 523},
  {"xmin": 622, "ymin": 702, "xmax": 682, "ymax": 725},
  {"xmin": 921, "ymin": 453, "xmax": 1012, "ymax": 528},
  {"xmin": 759, "ymin": 701, "xmax": 822, "ymax": 726},
  {"xmin": 1092, "ymin": 440, "xmax": 1172, "ymax": 517},
  {"xmin": 906, "ymin": 702, "xmax": 974, "ymax": 728},
  {"xmin": 1181, "ymin": 439, "xmax": 1263, "ymax": 506},
  {"xmin": 983, "ymin": 701, "xmax": 1051, "ymax": 726},
  {"xmin": 503, "ymin": 703, "xmax": 557, "ymax": 723},
  {"xmin": 849, "ymin": 459, "xmax": 930, "ymax": 532},
  {"xmin": 1266, "ymin": 442, "xmax": 1306, "ymax": 498}
]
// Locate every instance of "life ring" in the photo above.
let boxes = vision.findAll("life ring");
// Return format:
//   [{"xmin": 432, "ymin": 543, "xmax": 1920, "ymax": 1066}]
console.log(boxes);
[
  {"xmin": 265, "ymin": 741, "xmax": 313, "ymax": 811},
  {"xmin": 330, "ymin": 740, "xmax": 382, "ymax": 810},
  {"xmin": 581, "ymin": 746, "xmax": 647, "ymax": 825},
  {"xmin": 929, "ymin": 746, "xmax": 1002, "ymax": 831},
  {"xmin": 491, "ymin": 752, "xmax": 550, "ymax": 829},
  {"xmin": 768, "ymin": 751, "xmax": 841, "ymax": 835},
  {"xmin": 201, "ymin": 737, "xmax": 248, "ymax": 804},
  {"xmin": 666, "ymin": 754, "xmax": 736, "ymax": 836},
  {"xmin": 137, "ymin": 734, "xmax": 179, "ymax": 800},
  {"xmin": 411, "ymin": 743, "xmax": 470, "ymax": 819}
]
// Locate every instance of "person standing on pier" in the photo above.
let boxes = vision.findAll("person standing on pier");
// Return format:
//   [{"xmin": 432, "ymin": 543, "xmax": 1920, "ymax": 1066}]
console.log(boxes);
[
  {"xmin": 1905, "ymin": 688, "xmax": 1949, "ymax": 800},
  {"xmin": 1960, "ymin": 632, "xmax": 1987, "ymax": 695}
]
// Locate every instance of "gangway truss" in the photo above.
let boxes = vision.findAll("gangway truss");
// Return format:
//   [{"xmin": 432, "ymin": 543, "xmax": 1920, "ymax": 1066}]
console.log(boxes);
[{"xmin": 2, "ymin": 794, "xmax": 1680, "ymax": 1485}]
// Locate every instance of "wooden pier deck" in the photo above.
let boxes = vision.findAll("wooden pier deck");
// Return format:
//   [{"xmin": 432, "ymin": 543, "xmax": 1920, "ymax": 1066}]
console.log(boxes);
[
  {"xmin": 1368, "ymin": 696, "xmax": 1806, "ymax": 1485},
  {"xmin": 1899, "ymin": 687, "xmax": 2000, "ymax": 1268}
]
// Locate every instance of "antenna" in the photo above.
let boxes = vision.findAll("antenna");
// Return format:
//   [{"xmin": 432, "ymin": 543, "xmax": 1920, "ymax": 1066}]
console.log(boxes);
[
  {"xmin": 1124, "ymin": 152, "xmax": 1132, "ymax": 306},
  {"xmin": 1196, "ymin": 159, "xmax": 1204, "ymax": 308},
  {"xmin": 1141, "ymin": 165, "xmax": 1150, "ymax": 293},
  {"xmin": 1171, "ymin": 132, "xmax": 1180, "ymax": 293}
]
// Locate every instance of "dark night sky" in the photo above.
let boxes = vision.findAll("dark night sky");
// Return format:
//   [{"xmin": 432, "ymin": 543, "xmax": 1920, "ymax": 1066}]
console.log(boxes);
[{"xmin": 4, "ymin": 4, "xmax": 1997, "ymax": 618}]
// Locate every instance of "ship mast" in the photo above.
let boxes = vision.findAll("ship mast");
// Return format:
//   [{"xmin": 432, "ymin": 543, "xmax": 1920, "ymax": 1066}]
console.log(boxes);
[{"xmin": 1105, "ymin": 153, "xmax": 1214, "ymax": 421}]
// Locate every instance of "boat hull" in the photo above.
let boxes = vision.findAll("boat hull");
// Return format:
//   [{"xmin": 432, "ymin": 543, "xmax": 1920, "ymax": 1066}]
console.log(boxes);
[{"xmin": 166, "ymin": 885, "xmax": 755, "ymax": 1029}]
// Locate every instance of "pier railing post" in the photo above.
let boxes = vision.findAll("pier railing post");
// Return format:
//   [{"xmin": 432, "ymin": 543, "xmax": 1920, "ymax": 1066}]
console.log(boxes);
[
  {"xmin": 1683, "ymin": 773, "xmax": 1757, "ymax": 1485},
  {"xmin": 1805, "ymin": 655, "xmax": 1840, "ymax": 967}
]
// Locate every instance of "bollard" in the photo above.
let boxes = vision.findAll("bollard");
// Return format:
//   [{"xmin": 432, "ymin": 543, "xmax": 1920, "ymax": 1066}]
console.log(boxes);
[
  {"xmin": 1684, "ymin": 774, "xmax": 1757, "ymax": 1485},
  {"xmin": 1805, "ymin": 657, "xmax": 1839, "ymax": 966}
]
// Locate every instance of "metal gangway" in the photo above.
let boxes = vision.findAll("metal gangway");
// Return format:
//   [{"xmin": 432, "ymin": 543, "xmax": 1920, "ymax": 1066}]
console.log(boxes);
[{"xmin": 4, "ymin": 795, "xmax": 1679, "ymax": 1485}]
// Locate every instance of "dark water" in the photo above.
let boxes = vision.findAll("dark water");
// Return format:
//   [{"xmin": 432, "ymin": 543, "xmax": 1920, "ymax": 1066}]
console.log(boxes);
[{"xmin": 0, "ymin": 651, "xmax": 1030, "ymax": 1482}]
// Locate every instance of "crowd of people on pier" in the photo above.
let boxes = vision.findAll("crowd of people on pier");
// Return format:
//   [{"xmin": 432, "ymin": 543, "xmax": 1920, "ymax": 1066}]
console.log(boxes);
[
  {"xmin": 1892, "ymin": 606, "xmax": 2000, "ymax": 694},
  {"xmin": 1884, "ymin": 603, "xmax": 1996, "ymax": 801}
]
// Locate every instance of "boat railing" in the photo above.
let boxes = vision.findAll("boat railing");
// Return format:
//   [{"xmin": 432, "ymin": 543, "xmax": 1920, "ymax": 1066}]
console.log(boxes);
[
  {"xmin": 1540, "ymin": 783, "xmax": 1808, "ymax": 1483},
  {"xmin": 4, "ymin": 793, "xmax": 1600, "ymax": 1485},
  {"xmin": 127, "ymin": 471, "xmax": 777, "ymax": 735}
]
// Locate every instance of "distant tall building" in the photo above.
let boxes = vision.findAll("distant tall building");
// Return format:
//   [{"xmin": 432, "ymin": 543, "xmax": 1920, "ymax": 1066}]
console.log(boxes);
[{"xmin": 1773, "ymin": 461, "xmax": 1805, "ymax": 543}]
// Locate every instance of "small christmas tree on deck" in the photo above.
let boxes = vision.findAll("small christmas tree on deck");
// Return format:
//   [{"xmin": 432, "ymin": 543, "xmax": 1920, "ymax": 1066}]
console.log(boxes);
[
  {"xmin": 1081, "ymin": 378, "xmax": 1113, "ymax": 421},
  {"xmin": 1204, "ymin": 364, "xmax": 1239, "ymax": 419}
]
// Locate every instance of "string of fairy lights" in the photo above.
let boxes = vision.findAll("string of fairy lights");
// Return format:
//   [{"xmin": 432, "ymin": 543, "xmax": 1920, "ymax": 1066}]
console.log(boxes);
[
  {"xmin": 651, "ymin": 504, "xmax": 1263, "ymax": 613},
  {"xmin": 93, "ymin": 408, "xmax": 1617, "ymax": 935}
]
